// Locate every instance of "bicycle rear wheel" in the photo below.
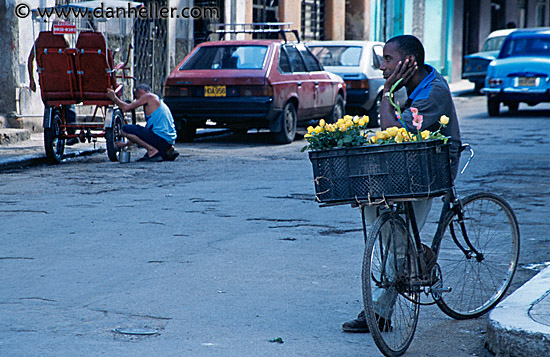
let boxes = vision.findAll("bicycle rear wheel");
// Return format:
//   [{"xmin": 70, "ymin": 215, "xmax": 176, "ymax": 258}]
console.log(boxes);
[
  {"xmin": 436, "ymin": 192, "xmax": 520, "ymax": 319},
  {"xmin": 362, "ymin": 211, "xmax": 420, "ymax": 357}
]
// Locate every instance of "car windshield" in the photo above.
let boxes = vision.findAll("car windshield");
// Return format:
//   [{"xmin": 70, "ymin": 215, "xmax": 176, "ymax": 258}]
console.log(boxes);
[
  {"xmin": 482, "ymin": 36, "xmax": 506, "ymax": 51},
  {"xmin": 499, "ymin": 36, "xmax": 550, "ymax": 58},
  {"xmin": 180, "ymin": 45, "xmax": 268, "ymax": 70},
  {"xmin": 309, "ymin": 46, "xmax": 362, "ymax": 67}
]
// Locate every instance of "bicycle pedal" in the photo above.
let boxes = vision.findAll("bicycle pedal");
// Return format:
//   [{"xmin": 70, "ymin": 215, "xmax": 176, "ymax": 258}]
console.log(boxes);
[{"xmin": 430, "ymin": 286, "xmax": 452, "ymax": 294}]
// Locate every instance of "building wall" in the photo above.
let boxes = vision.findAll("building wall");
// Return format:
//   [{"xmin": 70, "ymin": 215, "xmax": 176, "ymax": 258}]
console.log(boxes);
[
  {"xmin": 278, "ymin": 0, "xmax": 301, "ymax": 33},
  {"xmin": 325, "ymin": 0, "xmax": 346, "ymax": 40},
  {"xmin": 346, "ymin": 0, "xmax": 371, "ymax": 40}
]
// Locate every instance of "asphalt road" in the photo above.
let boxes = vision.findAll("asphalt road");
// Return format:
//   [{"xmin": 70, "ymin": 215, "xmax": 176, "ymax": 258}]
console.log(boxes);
[{"xmin": 0, "ymin": 94, "xmax": 548, "ymax": 356}]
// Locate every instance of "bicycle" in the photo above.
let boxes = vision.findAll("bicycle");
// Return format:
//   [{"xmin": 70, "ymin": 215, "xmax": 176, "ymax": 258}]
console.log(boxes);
[{"xmin": 360, "ymin": 144, "xmax": 520, "ymax": 356}]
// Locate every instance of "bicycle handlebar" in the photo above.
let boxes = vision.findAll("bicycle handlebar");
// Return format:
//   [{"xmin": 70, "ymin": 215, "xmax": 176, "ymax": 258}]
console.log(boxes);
[{"xmin": 460, "ymin": 143, "xmax": 474, "ymax": 175}]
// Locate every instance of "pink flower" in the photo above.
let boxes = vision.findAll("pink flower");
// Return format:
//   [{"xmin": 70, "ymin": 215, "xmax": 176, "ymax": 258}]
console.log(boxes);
[
  {"xmin": 412, "ymin": 114, "xmax": 423, "ymax": 130},
  {"xmin": 410, "ymin": 107, "xmax": 418, "ymax": 116}
]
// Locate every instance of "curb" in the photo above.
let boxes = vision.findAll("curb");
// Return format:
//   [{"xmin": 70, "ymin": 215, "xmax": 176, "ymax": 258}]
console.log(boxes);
[
  {"xmin": 486, "ymin": 266, "xmax": 550, "ymax": 356},
  {"xmin": 0, "ymin": 148, "xmax": 105, "ymax": 171},
  {"xmin": 0, "ymin": 128, "xmax": 32, "ymax": 145}
]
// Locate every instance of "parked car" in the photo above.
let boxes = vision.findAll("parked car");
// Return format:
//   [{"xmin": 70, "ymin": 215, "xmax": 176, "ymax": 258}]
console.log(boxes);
[
  {"xmin": 462, "ymin": 29, "xmax": 515, "ymax": 92},
  {"xmin": 163, "ymin": 38, "xmax": 345, "ymax": 144},
  {"xmin": 307, "ymin": 40, "xmax": 407, "ymax": 127},
  {"xmin": 483, "ymin": 28, "xmax": 550, "ymax": 116}
]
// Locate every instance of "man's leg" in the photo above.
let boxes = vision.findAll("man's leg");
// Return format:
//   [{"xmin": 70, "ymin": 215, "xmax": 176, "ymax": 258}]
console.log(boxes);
[
  {"xmin": 119, "ymin": 125, "xmax": 161, "ymax": 158},
  {"xmin": 343, "ymin": 199, "xmax": 432, "ymax": 333}
]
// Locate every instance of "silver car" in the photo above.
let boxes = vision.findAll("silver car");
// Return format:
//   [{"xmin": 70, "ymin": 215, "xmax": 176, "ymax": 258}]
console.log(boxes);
[{"xmin": 308, "ymin": 40, "xmax": 407, "ymax": 127}]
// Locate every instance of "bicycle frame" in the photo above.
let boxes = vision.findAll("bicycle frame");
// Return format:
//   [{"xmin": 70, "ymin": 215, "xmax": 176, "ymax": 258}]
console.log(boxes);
[{"xmin": 368, "ymin": 143, "xmax": 477, "ymax": 289}]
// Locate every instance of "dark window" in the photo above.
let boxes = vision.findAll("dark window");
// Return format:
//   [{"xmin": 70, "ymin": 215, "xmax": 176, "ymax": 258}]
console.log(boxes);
[
  {"xmin": 285, "ymin": 46, "xmax": 307, "ymax": 72},
  {"xmin": 309, "ymin": 45, "xmax": 363, "ymax": 67},
  {"xmin": 278, "ymin": 48, "xmax": 291, "ymax": 73},
  {"xmin": 499, "ymin": 35, "xmax": 550, "ymax": 58},
  {"xmin": 181, "ymin": 45, "xmax": 268, "ymax": 70},
  {"xmin": 300, "ymin": 48, "xmax": 322, "ymax": 71}
]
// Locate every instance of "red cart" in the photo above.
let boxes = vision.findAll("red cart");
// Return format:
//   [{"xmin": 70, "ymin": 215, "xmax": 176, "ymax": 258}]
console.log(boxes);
[{"xmin": 32, "ymin": 15, "xmax": 135, "ymax": 163}]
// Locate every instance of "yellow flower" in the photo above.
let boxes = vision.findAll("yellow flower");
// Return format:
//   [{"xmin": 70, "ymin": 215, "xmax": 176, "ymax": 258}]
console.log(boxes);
[
  {"xmin": 319, "ymin": 119, "xmax": 326, "ymax": 127},
  {"xmin": 307, "ymin": 126, "xmax": 314, "ymax": 134},
  {"xmin": 337, "ymin": 118, "xmax": 345, "ymax": 126},
  {"xmin": 376, "ymin": 131, "xmax": 388, "ymax": 140},
  {"xmin": 386, "ymin": 126, "xmax": 399, "ymax": 137},
  {"xmin": 327, "ymin": 124, "xmax": 336, "ymax": 132},
  {"xmin": 395, "ymin": 135, "xmax": 403, "ymax": 143},
  {"xmin": 343, "ymin": 115, "xmax": 353, "ymax": 121},
  {"xmin": 421, "ymin": 130, "xmax": 430, "ymax": 140},
  {"xmin": 358, "ymin": 118, "xmax": 366, "ymax": 126},
  {"xmin": 339, "ymin": 125, "xmax": 347, "ymax": 132},
  {"xmin": 314, "ymin": 126, "xmax": 323, "ymax": 134},
  {"xmin": 362, "ymin": 115, "xmax": 369, "ymax": 124},
  {"xmin": 353, "ymin": 116, "xmax": 360, "ymax": 124},
  {"xmin": 439, "ymin": 115, "xmax": 449, "ymax": 125},
  {"xmin": 369, "ymin": 136, "xmax": 378, "ymax": 144},
  {"xmin": 304, "ymin": 133, "xmax": 313, "ymax": 138}
]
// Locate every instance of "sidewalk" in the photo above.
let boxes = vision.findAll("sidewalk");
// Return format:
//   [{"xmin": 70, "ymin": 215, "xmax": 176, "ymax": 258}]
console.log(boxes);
[
  {"xmin": 1, "ymin": 82, "xmax": 549, "ymax": 356},
  {"xmin": 487, "ymin": 266, "xmax": 550, "ymax": 356},
  {"xmin": 0, "ymin": 132, "xmax": 104, "ymax": 170}
]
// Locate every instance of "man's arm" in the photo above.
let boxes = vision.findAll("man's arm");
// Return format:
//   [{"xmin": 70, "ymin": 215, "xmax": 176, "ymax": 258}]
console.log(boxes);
[
  {"xmin": 28, "ymin": 46, "xmax": 36, "ymax": 92},
  {"xmin": 379, "ymin": 59, "xmax": 417, "ymax": 130},
  {"xmin": 106, "ymin": 88, "xmax": 148, "ymax": 112}
]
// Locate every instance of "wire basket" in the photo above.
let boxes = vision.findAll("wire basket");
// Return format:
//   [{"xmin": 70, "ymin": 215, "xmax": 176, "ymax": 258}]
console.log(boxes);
[{"xmin": 309, "ymin": 140, "xmax": 452, "ymax": 204}]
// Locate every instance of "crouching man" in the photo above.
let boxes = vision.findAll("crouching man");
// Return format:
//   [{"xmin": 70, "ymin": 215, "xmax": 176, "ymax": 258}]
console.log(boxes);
[{"xmin": 107, "ymin": 84, "xmax": 179, "ymax": 162}]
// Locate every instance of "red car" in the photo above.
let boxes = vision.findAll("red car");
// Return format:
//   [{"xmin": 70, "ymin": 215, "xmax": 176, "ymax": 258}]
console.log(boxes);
[{"xmin": 163, "ymin": 39, "xmax": 346, "ymax": 144}]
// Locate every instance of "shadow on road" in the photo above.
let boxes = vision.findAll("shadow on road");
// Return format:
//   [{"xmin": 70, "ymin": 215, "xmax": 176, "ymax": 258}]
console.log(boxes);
[{"xmin": 189, "ymin": 128, "xmax": 306, "ymax": 147}]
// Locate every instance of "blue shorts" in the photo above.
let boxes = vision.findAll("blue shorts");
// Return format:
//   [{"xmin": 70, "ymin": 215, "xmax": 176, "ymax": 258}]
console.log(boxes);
[{"xmin": 121, "ymin": 124, "xmax": 172, "ymax": 157}]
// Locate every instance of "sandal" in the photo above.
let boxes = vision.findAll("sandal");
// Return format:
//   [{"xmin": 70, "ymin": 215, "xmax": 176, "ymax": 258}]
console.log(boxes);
[{"xmin": 137, "ymin": 153, "xmax": 163, "ymax": 162}]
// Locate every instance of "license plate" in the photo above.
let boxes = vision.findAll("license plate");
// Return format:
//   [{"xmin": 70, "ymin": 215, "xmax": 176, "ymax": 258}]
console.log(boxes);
[
  {"xmin": 204, "ymin": 85, "xmax": 226, "ymax": 97},
  {"xmin": 517, "ymin": 77, "xmax": 536, "ymax": 87}
]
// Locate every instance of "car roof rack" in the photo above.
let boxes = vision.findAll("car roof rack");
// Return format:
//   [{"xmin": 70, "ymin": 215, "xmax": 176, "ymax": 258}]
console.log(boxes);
[{"xmin": 207, "ymin": 22, "xmax": 301, "ymax": 43}]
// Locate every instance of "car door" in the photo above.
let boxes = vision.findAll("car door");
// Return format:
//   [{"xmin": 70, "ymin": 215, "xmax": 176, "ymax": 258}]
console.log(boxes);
[
  {"xmin": 298, "ymin": 44, "xmax": 334, "ymax": 117},
  {"xmin": 283, "ymin": 44, "xmax": 315, "ymax": 120}
]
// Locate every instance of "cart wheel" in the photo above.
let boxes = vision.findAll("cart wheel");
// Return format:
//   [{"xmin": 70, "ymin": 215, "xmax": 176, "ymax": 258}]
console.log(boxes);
[
  {"xmin": 44, "ymin": 109, "xmax": 65, "ymax": 164},
  {"xmin": 124, "ymin": 99, "xmax": 137, "ymax": 125},
  {"xmin": 106, "ymin": 109, "xmax": 124, "ymax": 162}
]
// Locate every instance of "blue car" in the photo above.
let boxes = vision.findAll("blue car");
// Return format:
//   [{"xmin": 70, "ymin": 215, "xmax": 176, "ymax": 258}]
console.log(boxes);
[
  {"xmin": 483, "ymin": 28, "xmax": 550, "ymax": 116},
  {"xmin": 462, "ymin": 29, "xmax": 515, "ymax": 92}
]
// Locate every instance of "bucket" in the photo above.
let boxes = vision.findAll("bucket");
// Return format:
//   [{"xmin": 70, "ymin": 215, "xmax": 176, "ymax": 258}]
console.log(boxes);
[{"xmin": 119, "ymin": 150, "xmax": 131, "ymax": 163}]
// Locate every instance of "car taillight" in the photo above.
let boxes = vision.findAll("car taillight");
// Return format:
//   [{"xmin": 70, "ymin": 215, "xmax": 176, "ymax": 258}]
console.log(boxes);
[
  {"xmin": 240, "ymin": 85, "xmax": 273, "ymax": 97},
  {"xmin": 487, "ymin": 78, "xmax": 503, "ymax": 87},
  {"xmin": 345, "ymin": 79, "xmax": 369, "ymax": 89},
  {"xmin": 164, "ymin": 86, "xmax": 192, "ymax": 97}
]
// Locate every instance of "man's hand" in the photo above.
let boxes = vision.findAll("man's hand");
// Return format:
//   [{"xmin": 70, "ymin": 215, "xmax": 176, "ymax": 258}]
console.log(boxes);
[
  {"xmin": 106, "ymin": 88, "xmax": 116, "ymax": 101},
  {"xmin": 384, "ymin": 58, "xmax": 418, "ymax": 93}
]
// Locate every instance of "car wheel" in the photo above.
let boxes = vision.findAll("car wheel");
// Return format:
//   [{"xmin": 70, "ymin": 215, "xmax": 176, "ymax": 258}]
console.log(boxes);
[
  {"xmin": 487, "ymin": 99, "xmax": 500, "ymax": 117},
  {"xmin": 175, "ymin": 119, "xmax": 196, "ymax": 143},
  {"xmin": 367, "ymin": 93, "xmax": 382, "ymax": 128},
  {"xmin": 272, "ymin": 102, "xmax": 297, "ymax": 144},
  {"xmin": 327, "ymin": 94, "xmax": 344, "ymax": 124},
  {"xmin": 507, "ymin": 102, "xmax": 519, "ymax": 112}
]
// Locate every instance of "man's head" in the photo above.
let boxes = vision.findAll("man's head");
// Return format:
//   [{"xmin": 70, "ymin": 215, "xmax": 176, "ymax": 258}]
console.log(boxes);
[
  {"xmin": 386, "ymin": 35, "xmax": 425, "ymax": 67},
  {"xmin": 380, "ymin": 35, "xmax": 430, "ymax": 85},
  {"xmin": 134, "ymin": 83, "xmax": 151, "ymax": 99}
]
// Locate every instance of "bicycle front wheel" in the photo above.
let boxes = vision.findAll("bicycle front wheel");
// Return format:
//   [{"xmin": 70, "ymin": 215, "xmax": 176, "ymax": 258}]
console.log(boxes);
[
  {"xmin": 436, "ymin": 192, "xmax": 520, "ymax": 319},
  {"xmin": 362, "ymin": 211, "xmax": 420, "ymax": 357}
]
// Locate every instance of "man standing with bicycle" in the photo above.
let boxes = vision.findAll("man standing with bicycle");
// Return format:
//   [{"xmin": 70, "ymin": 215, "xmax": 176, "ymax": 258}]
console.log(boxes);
[{"xmin": 342, "ymin": 34, "xmax": 462, "ymax": 333}]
